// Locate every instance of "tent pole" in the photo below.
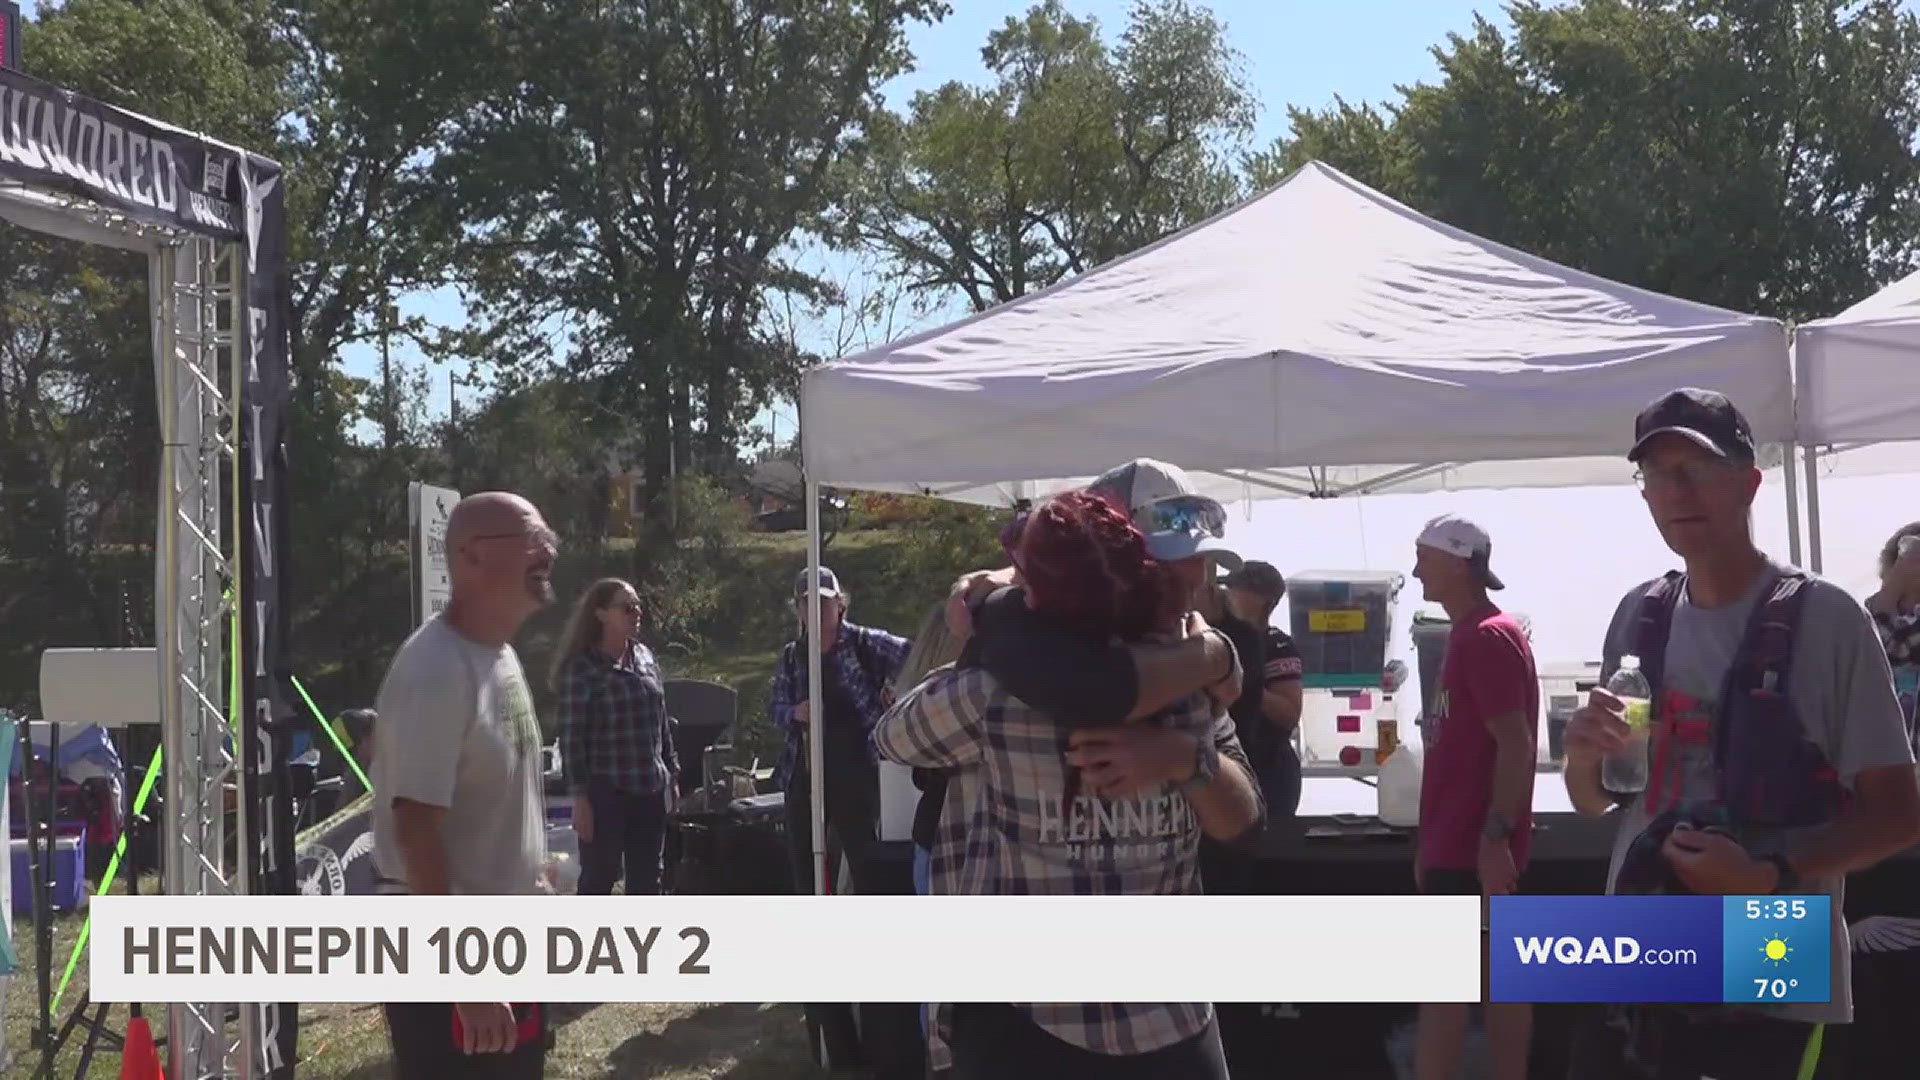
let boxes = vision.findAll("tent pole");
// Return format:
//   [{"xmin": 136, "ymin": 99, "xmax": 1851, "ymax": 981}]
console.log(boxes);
[
  {"xmin": 804, "ymin": 474, "xmax": 828, "ymax": 897},
  {"xmin": 1781, "ymin": 441, "xmax": 1803, "ymax": 567},
  {"xmin": 1802, "ymin": 444, "xmax": 1824, "ymax": 574}
]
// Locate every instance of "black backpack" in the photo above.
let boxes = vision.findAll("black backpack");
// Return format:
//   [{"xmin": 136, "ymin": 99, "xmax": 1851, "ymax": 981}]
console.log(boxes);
[{"xmin": 1629, "ymin": 570, "xmax": 1846, "ymax": 831}]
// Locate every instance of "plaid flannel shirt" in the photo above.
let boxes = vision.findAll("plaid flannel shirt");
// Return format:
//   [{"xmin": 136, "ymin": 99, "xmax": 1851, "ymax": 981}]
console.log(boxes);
[
  {"xmin": 769, "ymin": 621, "xmax": 911, "ymax": 789},
  {"xmin": 556, "ymin": 642, "xmax": 677, "ymax": 795},
  {"xmin": 873, "ymin": 661, "xmax": 1256, "ymax": 1066}
]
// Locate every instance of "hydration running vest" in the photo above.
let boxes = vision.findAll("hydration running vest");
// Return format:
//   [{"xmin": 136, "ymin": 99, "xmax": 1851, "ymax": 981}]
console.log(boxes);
[{"xmin": 1631, "ymin": 569, "xmax": 1847, "ymax": 830}]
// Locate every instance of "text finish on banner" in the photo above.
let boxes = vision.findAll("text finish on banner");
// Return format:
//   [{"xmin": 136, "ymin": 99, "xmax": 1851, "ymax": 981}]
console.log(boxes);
[{"xmin": 91, "ymin": 896, "xmax": 1481, "ymax": 1004}]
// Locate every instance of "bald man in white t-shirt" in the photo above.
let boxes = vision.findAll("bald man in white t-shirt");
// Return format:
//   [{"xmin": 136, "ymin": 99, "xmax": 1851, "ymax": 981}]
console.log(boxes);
[{"xmin": 372, "ymin": 491, "xmax": 557, "ymax": 1079}]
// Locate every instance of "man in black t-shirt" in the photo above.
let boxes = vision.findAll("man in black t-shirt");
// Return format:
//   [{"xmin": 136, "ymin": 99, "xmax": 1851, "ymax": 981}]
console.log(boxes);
[{"xmin": 1218, "ymin": 561, "xmax": 1304, "ymax": 819}]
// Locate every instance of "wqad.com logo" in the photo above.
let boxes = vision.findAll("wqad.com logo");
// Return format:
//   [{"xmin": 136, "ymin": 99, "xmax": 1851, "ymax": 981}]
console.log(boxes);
[
  {"xmin": 1490, "ymin": 897, "xmax": 1724, "ymax": 1003},
  {"xmin": 1510, "ymin": 934, "xmax": 1699, "ymax": 968}
]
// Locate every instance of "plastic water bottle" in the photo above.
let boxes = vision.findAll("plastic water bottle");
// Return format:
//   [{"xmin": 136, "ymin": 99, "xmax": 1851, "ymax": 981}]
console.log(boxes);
[
  {"xmin": 1376, "ymin": 742, "xmax": 1423, "ymax": 827},
  {"xmin": 1601, "ymin": 655, "xmax": 1653, "ymax": 793}
]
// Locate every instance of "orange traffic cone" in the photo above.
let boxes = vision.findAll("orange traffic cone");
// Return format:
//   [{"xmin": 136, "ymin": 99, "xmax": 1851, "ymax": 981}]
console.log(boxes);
[{"xmin": 120, "ymin": 1015, "xmax": 166, "ymax": 1080}]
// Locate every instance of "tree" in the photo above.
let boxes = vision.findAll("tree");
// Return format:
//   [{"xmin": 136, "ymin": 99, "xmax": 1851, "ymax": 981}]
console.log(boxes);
[
  {"xmin": 432, "ymin": 0, "xmax": 947, "ymax": 569},
  {"xmin": 274, "ymin": 0, "xmax": 503, "ymax": 646},
  {"xmin": 0, "ymin": 0, "xmax": 550, "ymax": 733},
  {"xmin": 1262, "ymin": 0, "xmax": 1920, "ymax": 321},
  {"xmin": 1244, "ymin": 97, "xmax": 1408, "ymax": 193},
  {"xmin": 0, "ymin": 1, "xmax": 294, "ymax": 712},
  {"xmin": 838, "ymin": 0, "xmax": 1254, "ymax": 312}
]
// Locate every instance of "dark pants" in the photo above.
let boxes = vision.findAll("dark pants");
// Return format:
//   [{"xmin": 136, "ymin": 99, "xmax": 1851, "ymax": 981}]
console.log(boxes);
[
  {"xmin": 1198, "ymin": 840, "xmax": 1254, "ymax": 896},
  {"xmin": 1270, "ymin": 747, "xmax": 1302, "ymax": 818},
  {"xmin": 784, "ymin": 770, "xmax": 877, "ymax": 894},
  {"xmin": 948, "ymin": 1003, "xmax": 1229, "ymax": 1080},
  {"xmin": 577, "ymin": 781, "xmax": 669, "ymax": 896},
  {"xmin": 384, "ymin": 1002, "xmax": 548, "ymax": 1080},
  {"xmin": 1567, "ymin": 1007, "xmax": 1823, "ymax": 1080}
]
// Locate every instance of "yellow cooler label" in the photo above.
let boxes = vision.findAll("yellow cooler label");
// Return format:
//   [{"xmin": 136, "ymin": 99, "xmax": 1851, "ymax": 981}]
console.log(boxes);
[{"xmin": 1310, "ymin": 609, "xmax": 1367, "ymax": 633}]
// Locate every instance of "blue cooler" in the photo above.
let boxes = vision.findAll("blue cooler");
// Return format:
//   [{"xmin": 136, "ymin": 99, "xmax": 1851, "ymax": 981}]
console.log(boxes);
[{"xmin": 10, "ymin": 837, "xmax": 86, "ymax": 914}]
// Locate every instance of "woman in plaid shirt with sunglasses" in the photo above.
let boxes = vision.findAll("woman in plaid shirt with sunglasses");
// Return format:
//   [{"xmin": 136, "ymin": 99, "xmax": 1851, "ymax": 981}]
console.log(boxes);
[
  {"xmin": 552, "ymin": 578, "xmax": 678, "ymax": 896},
  {"xmin": 877, "ymin": 490, "xmax": 1261, "ymax": 1079}
]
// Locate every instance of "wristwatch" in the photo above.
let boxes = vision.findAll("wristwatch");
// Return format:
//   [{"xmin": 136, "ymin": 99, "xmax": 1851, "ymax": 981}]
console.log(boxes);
[
  {"xmin": 1481, "ymin": 812, "xmax": 1514, "ymax": 843},
  {"xmin": 1763, "ymin": 853, "xmax": 1801, "ymax": 894},
  {"xmin": 1180, "ymin": 736, "xmax": 1221, "ymax": 792}
]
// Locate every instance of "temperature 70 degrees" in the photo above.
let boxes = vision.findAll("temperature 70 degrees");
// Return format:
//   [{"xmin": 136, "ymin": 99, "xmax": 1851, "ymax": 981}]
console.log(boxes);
[{"xmin": 1754, "ymin": 978, "xmax": 1800, "ymax": 999}]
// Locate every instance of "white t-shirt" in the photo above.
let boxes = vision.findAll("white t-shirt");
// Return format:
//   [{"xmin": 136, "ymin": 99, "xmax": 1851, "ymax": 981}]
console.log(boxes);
[{"xmin": 371, "ymin": 616, "xmax": 547, "ymax": 896}]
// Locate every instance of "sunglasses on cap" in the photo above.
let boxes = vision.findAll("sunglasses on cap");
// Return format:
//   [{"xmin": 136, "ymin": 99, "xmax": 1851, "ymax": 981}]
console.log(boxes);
[{"xmin": 1140, "ymin": 496, "xmax": 1225, "ymax": 538}]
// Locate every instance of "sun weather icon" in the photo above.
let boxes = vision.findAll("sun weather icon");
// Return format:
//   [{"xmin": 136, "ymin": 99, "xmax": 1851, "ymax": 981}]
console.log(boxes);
[{"xmin": 1760, "ymin": 935, "xmax": 1792, "ymax": 966}]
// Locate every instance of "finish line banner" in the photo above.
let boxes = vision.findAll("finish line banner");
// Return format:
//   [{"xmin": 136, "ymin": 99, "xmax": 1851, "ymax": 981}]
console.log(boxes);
[
  {"xmin": 92, "ymin": 896, "xmax": 1480, "ymax": 1003},
  {"xmin": 1489, "ymin": 895, "xmax": 1832, "ymax": 1004}
]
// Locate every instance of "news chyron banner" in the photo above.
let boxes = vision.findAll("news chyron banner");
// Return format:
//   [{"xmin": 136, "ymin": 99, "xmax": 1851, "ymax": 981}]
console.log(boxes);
[
  {"xmin": 91, "ymin": 896, "xmax": 1481, "ymax": 1004},
  {"xmin": 1490, "ymin": 895, "xmax": 1832, "ymax": 1005}
]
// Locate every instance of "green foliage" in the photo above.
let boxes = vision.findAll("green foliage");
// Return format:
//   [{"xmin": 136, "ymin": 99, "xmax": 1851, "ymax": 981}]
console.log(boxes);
[
  {"xmin": 643, "ymin": 477, "xmax": 756, "ymax": 655},
  {"xmin": 875, "ymin": 500, "xmax": 1006, "ymax": 631},
  {"xmin": 25, "ymin": 0, "xmax": 289, "ymax": 147},
  {"xmin": 431, "ymin": 0, "xmax": 950, "ymax": 534},
  {"xmin": 1262, "ymin": 0, "xmax": 1920, "ymax": 320},
  {"xmin": 0, "ymin": 2, "xmax": 291, "ymax": 715},
  {"xmin": 835, "ymin": 0, "xmax": 1253, "ymax": 310}
]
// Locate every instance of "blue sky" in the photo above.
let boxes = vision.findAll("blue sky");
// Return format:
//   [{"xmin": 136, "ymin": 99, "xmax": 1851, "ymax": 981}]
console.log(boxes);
[{"xmin": 335, "ymin": 0, "xmax": 1515, "ymax": 436}]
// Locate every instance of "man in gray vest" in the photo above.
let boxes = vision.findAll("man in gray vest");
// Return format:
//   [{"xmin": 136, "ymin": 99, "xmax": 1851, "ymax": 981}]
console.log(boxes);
[{"xmin": 1562, "ymin": 389, "xmax": 1920, "ymax": 1078}]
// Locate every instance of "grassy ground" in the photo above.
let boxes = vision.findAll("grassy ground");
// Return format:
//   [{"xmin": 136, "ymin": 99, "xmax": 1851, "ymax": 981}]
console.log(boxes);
[{"xmin": 5, "ymin": 893, "xmax": 825, "ymax": 1078}]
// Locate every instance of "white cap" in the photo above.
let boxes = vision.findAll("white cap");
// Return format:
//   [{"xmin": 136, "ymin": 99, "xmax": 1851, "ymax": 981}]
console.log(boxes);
[{"xmin": 1416, "ymin": 513, "xmax": 1504, "ymax": 591}]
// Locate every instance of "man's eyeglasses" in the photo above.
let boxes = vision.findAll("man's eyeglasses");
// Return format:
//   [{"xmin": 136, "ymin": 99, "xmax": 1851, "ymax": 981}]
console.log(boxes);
[
  {"xmin": 1632, "ymin": 459, "xmax": 1742, "ymax": 491},
  {"xmin": 470, "ymin": 525, "xmax": 560, "ymax": 551},
  {"xmin": 1142, "ymin": 496, "xmax": 1225, "ymax": 538}
]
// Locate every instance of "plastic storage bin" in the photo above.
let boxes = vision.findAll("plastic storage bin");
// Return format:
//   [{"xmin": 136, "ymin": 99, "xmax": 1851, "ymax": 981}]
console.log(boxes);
[
  {"xmin": 1539, "ymin": 662, "xmax": 1602, "ymax": 765},
  {"xmin": 1297, "ymin": 686, "xmax": 1401, "ymax": 772},
  {"xmin": 1288, "ymin": 571, "xmax": 1404, "ymax": 688},
  {"xmin": 1410, "ymin": 610, "xmax": 1451, "ymax": 745},
  {"xmin": 10, "ymin": 837, "xmax": 85, "ymax": 914}
]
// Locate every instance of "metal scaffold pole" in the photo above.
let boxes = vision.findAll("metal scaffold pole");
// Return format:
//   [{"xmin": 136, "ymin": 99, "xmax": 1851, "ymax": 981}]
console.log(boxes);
[{"xmin": 156, "ymin": 235, "xmax": 259, "ymax": 1079}]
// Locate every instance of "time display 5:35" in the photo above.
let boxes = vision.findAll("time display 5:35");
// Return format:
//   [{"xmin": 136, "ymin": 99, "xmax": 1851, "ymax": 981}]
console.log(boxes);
[{"xmin": 1745, "ymin": 899, "xmax": 1809, "ymax": 920}]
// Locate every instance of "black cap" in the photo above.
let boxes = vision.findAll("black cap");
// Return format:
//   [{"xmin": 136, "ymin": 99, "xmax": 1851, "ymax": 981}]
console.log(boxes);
[
  {"xmin": 1223, "ymin": 560, "xmax": 1286, "ymax": 600},
  {"xmin": 1628, "ymin": 388, "xmax": 1755, "ymax": 464}
]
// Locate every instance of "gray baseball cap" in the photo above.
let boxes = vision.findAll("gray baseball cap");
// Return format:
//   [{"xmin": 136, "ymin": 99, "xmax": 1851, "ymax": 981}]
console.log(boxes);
[{"xmin": 1087, "ymin": 458, "xmax": 1241, "ymax": 570}]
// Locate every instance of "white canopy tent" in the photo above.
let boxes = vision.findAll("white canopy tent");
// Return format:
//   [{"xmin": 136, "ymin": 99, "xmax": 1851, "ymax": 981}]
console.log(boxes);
[
  {"xmin": 1797, "ymin": 267, "xmax": 1920, "ymax": 446},
  {"xmin": 1794, "ymin": 268, "xmax": 1920, "ymax": 571},
  {"xmin": 803, "ymin": 162, "xmax": 1795, "ymax": 507},
  {"xmin": 792, "ymin": 162, "xmax": 1801, "ymax": 900}
]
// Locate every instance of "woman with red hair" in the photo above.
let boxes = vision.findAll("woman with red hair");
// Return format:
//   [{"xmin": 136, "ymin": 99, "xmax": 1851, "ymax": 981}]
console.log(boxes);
[{"xmin": 874, "ymin": 489, "xmax": 1261, "ymax": 1079}]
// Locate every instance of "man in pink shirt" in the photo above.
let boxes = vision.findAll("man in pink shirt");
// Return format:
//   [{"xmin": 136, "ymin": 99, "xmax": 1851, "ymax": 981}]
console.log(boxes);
[{"xmin": 1410, "ymin": 513, "xmax": 1537, "ymax": 1080}]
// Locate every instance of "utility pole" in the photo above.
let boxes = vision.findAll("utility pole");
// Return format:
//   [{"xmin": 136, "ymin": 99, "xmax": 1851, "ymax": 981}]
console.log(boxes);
[{"xmin": 380, "ymin": 298, "xmax": 399, "ymax": 449}]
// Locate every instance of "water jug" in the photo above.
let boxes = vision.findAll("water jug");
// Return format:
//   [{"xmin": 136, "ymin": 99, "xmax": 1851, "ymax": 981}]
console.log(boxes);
[{"xmin": 1377, "ymin": 742, "xmax": 1423, "ymax": 827}]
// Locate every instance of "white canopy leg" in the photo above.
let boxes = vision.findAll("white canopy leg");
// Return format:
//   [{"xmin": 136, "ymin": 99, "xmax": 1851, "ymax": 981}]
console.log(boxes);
[
  {"xmin": 1803, "ymin": 443, "xmax": 1825, "ymax": 574},
  {"xmin": 1782, "ymin": 441, "xmax": 1803, "ymax": 567}
]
